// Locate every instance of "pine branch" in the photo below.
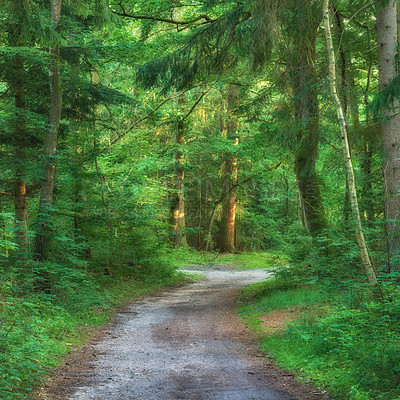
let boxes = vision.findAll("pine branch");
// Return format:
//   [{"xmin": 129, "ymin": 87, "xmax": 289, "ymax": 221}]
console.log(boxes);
[
  {"xmin": 110, "ymin": 2, "xmax": 215, "ymax": 26},
  {"xmin": 136, "ymin": 5, "xmax": 252, "ymax": 91},
  {"xmin": 109, "ymin": 86, "xmax": 202, "ymax": 147}
]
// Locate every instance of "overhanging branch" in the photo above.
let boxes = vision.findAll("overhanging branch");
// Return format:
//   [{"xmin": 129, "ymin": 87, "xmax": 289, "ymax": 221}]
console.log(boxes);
[{"xmin": 110, "ymin": 2, "xmax": 215, "ymax": 26}]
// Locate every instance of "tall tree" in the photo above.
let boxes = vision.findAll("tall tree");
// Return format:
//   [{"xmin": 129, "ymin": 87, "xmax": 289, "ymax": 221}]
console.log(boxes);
[
  {"xmin": 34, "ymin": 0, "xmax": 63, "ymax": 261},
  {"xmin": 11, "ymin": 23, "xmax": 28, "ymax": 267},
  {"xmin": 323, "ymin": 0, "xmax": 377, "ymax": 285},
  {"xmin": 170, "ymin": 95, "xmax": 187, "ymax": 247},
  {"xmin": 217, "ymin": 84, "xmax": 239, "ymax": 252},
  {"xmin": 376, "ymin": 0, "xmax": 400, "ymax": 272},
  {"xmin": 289, "ymin": 1, "xmax": 326, "ymax": 236}
]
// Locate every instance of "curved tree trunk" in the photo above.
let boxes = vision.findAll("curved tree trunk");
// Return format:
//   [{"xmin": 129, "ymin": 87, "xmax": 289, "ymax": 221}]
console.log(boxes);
[
  {"xmin": 376, "ymin": 0, "xmax": 400, "ymax": 272},
  {"xmin": 323, "ymin": 0, "xmax": 377, "ymax": 286}
]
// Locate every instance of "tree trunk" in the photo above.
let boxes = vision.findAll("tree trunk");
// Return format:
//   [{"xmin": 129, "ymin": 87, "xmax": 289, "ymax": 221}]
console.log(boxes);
[
  {"xmin": 34, "ymin": 0, "xmax": 62, "ymax": 261},
  {"xmin": 376, "ymin": 0, "xmax": 400, "ymax": 272},
  {"xmin": 13, "ymin": 52, "xmax": 28, "ymax": 267},
  {"xmin": 217, "ymin": 84, "xmax": 239, "ymax": 252},
  {"xmin": 360, "ymin": 62, "xmax": 376, "ymax": 222},
  {"xmin": 292, "ymin": 24, "xmax": 326, "ymax": 236},
  {"xmin": 197, "ymin": 178, "xmax": 202, "ymax": 249},
  {"xmin": 323, "ymin": 0, "xmax": 377, "ymax": 285},
  {"xmin": 170, "ymin": 98, "xmax": 186, "ymax": 247},
  {"xmin": 334, "ymin": 6, "xmax": 348, "ymax": 116},
  {"xmin": 94, "ymin": 143, "xmax": 114, "ymax": 269}
]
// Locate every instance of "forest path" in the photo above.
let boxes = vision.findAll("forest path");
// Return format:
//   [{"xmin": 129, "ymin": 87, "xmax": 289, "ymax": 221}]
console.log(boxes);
[{"xmin": 38, "ymin": 265, "xmax": 328, "ymax": 400}]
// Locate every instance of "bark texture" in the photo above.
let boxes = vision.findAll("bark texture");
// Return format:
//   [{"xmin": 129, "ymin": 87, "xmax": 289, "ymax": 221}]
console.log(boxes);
[
  {"xmin": 13, "ymin": 52, "xmax": 28, "ymax": 266},
  {"xmin": 323, "ymin": 0, "xmax": 377, "ymax": 285},
  {"xmin": 376, "ymin": 0, "xmax": 400, "ymax": 271},
  {"xmin": 170, "ymin": 97, "xmax": 186, "ymax": 247},
  {"xmin": 34, "ymin": 0, "xmax": 63, "ymax": 261},
  {"xmin": 218, "ymin": 85, "xmax": 239, "ymax": 252},
  {"xmin": 291, "ymin": 13, "xmax": 326, "ymax": 236}
]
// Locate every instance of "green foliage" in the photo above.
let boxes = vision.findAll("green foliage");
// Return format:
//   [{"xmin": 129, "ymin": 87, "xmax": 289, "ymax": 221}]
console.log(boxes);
[
  {"xmin": 369, "ymin": 75, "xmax": 400, "ymax": 114},
  {"xmin": 136, "ymin": 1, "xmax": 279, "ymax": 92},
  {"xmin": 217, "ymin": 250, "xmax": 289, "ymax": 269},
  {"xmin": 241, "ymin": 259, "xmax": 400, "ymax": 399},
  {"xmin": 0, "ymin": 0, "xmax": 394, "ymax": 399},
  {"xmin": 0, "ymin": 213, "xmax": 17, "ymax": 258},
  {"xmin": 241, "ymin": 279, "xmax": 322, "ymax": 313},
  {"xmin": 264, "ymin": 296, "xmax": 400, "ymax": 400},
  {"xmin": 167, "ymin": 247, "xmax": 288, "ymax": 269},
  {"xmin": 0, "ymin": 263, "xmax": 186, "ymax": 399}
]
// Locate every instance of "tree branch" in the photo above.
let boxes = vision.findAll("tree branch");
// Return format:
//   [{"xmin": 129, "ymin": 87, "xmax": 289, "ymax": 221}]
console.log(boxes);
[
  {"xmin": 110, "ymin": 2, "xmax": 215, "ymax": 26},
  {"xmin": 109, "ymin": 86, "xmax": 200, "ymax": 147},
  {"xmin": 182, "ymin": 88, "xmax": 211, "ymax": 120}
]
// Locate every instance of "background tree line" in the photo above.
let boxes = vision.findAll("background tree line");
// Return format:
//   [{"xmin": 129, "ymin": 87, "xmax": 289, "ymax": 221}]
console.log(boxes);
[{"xmin": 1, "ymin": 0, "xmax": 398, "ymax": 277}]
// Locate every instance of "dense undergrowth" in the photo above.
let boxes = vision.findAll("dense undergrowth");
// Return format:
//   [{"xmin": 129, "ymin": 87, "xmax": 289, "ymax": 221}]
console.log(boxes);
[
  {"xmin": 240, "ymin": 241, "xmax": 400, "ymax": 400},
  {"xmin": 0, "ymin": 259, "xmax": 187, "ymax": 400}
]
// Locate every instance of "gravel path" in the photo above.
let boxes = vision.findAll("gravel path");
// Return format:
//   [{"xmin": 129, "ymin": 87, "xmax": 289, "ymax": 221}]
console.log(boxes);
[{"xmin": 38, "ymin": 266, "xmax": 329, "ymax": 400}]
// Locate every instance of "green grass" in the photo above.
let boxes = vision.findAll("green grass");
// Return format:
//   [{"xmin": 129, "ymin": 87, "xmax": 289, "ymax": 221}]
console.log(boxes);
[
  {"xmin": 239, "ymin": 279, "xmax": 324, "ymax": 336},
  {"xmin": 218, "ymin": 250, "xmax": 289, "ymax": 269},
  {"xmin": 167, "ymin": 247, "xmax": 289, "ymax": 270},
  {"xmin": 240, "ymin": 279, "xmax": 322, "ymax": 313},
  {"xmin": 0, "ymin": 268, "xmax": 189, "ymax": 400},
  {"xmin": 240, "ymin": 277, "xmax": 400, "ymax": 400}
]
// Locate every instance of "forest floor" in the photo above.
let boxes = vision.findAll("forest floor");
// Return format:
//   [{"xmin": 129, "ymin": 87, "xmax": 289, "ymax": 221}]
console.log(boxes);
[{"xmin": 33, "ymin": 264, "xmax": 329, "ymax": 400}]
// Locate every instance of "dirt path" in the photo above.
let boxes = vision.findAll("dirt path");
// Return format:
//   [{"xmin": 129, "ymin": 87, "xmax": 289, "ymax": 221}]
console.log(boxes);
[{"xmin": 37, "ymin": 266, "xmax": 329, "ymax": 400}]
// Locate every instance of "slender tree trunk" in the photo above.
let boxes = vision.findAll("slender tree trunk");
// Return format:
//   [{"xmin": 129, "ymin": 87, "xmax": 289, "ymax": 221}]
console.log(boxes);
[
  {"xmin": 74, "ymin": 130, "xmax": 83, "ymax": 235},
  {"xmin": 283, "ymin": 173, "xmax": 290, "ymax": 221},
  {"xmin": 205, "ymin": 203, "xmax": 218, "ymax": 252},
  {"xmin": 13, "ymin": 52, "xmax": 28, "ymax": 267},
  {"xmin": 94, "ymin": 145, "xmax": 114, "ymax": 269},
  {"xmin": 218, "ymin": 84, "xmax": 239, "ymax": 252},
  {"xmin": 298, "ymin": 193, "xmax": 307, "ymax": 228},
  {"xmin": 362, "ymin": 61, "xmax": 377, "ymax": 222},
  {"xmin": 334, "ymin": 7, "xmax": 353, "ymax": 223},
  {"xmin": 34, "ymin": 0, "xmax": 62, "ymax": 261},
  {"xmin": 292, "ymin": 26, "xmax": 326, "ymax": 236},
  {"xmin": 197, "ymin": 179, "xmax": 202, "ymax": 249},
  {"xmin": 73, "ymin": 129, "xmax": 91, "ymax": 258},
  {"xmin": 376, "ymin": 0, "xmax": 400, "ymax": 272},
  {"xmin": 334, "ymin": 6, "xmax": 348, "ymax": 116},
  {"xmin": 323, "ymin": 0, "xmax": 377, "ymax": 285},
  {"xmin": 361, "ymin": 140, "xmax": 374, "ymax": 221},
  {"xmin": 170, "ymin": 98, "xmax": 186, "ymax": 247}
]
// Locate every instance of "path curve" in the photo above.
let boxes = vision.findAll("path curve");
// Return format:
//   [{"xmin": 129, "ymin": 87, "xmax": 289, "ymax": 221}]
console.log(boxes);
[{"xmin": 39, "ymin": 266, "xmax": 329, "ymax": 400}]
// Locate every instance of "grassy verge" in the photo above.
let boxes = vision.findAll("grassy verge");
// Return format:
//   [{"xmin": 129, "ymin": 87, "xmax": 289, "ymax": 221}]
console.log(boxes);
[
  {"xmin": 240, "ymin": 276, "xmax": 400, "ymax": 400},
  {"xmin": 0, "ymin": 267, "xmax": 190, "ymax": 400},
  {"xmin": 167, "ymin": 246, "xmax": 289, "ymax": 269}
]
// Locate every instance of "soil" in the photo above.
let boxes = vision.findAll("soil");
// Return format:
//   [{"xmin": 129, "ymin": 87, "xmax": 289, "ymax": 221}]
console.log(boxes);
[
  {"xmin": 258, "ymin": 310, "xmax": 302, "ymax": 334},
  {"xmin": 34, "ymin": 265, "xmax": 330, "ymax": 400}
]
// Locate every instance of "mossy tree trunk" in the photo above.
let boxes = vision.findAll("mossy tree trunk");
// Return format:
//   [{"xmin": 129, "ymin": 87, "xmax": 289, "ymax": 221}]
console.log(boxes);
[{"xmin": 291, "ymin": 18, "xmax": 326, "ymax": 237}]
